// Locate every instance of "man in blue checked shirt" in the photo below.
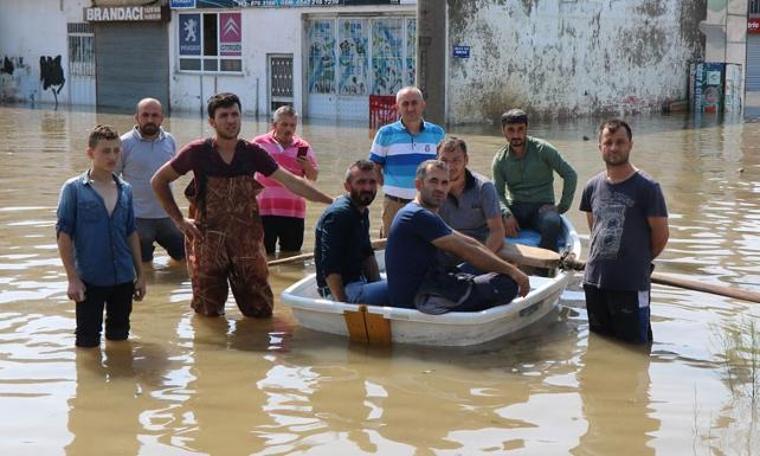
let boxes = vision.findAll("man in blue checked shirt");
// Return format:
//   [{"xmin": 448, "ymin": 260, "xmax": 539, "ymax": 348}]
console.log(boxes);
[{"xmin": 369, "ymin": 86, "xmax": 445, "ymax": 237}]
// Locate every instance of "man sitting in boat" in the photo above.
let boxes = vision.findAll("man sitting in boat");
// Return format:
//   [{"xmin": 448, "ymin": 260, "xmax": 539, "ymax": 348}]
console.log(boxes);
[
  {"xmin": 314, "ymin": 160, "xmax": 388, "ymax": 305},
  {"xmin": 385, "ymin": 160, "xmax": 530, "ymax": 314},
  {"xmin": 437, "ymin": 136, "xmax": 504, "ymax": 264}
]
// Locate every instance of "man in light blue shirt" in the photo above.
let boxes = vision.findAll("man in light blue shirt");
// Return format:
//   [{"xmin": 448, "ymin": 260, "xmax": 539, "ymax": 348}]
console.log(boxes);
[
  {"xmin": 118, "ymin": 98, "xmax": 185, "ymax": 264},
  {"xmin": 369, "ymin": 86, "xmax": 445, "ymax": 236}
]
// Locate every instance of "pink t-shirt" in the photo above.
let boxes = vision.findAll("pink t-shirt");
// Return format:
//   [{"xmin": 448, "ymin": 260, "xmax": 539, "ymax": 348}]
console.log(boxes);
[{"xmin": 253, "ymin": 132, "xmax": 318, "ymax": 219}]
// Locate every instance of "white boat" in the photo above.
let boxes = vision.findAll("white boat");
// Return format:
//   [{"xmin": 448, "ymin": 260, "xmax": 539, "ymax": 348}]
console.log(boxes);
[{"xmin": 280, "ymin": 216, "xmax": 581, "ymax": 347}]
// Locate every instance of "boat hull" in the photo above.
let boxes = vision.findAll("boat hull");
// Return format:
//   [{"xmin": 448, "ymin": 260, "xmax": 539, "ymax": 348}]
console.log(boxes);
[{"xmin": 280, "ymin": 216, "xmax": 581, "ymax": 346}]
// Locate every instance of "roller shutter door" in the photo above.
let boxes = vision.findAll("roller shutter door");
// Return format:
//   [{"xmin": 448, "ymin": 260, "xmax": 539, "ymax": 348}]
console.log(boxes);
[
  {"xmin": 748, "ymin": 34, "xmax": 760, "ymax": 92},
  {"xmin": 94, "ymin": 22, "xmax": 169, "ymax": 111}
]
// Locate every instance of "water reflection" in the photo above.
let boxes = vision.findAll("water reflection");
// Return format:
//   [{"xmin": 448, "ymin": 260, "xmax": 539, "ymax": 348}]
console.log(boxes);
[
  {"xmin": 66, "ymin": 341, "xmax": 170, "ymax": 455},
  {"xmin": 0, "ymin": 105, "xmax": 758, "ymax": 454},
  {"xmin": 573, "ymin": 335, "xmax": 658, "ymax": 455}
]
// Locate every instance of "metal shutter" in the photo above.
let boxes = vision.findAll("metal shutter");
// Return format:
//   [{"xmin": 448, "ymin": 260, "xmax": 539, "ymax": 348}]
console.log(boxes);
[
  {"xmin": 94, "ymin": 22, "xmax": 169, "ymax": 111},
  {"xmin": 747, "ymin": 34, "xmax": 760, "ymax": 92}
]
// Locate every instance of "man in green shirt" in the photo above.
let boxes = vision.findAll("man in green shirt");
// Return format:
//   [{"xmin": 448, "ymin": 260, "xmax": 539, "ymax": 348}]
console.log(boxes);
[{"xmin": 491, "ymin": 109, "xmax": 577, "ymax": 252}]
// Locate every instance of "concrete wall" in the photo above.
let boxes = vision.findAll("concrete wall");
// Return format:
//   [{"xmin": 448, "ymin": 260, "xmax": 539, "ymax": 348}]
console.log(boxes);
[
  {"xmin": 0, "ymin": 0, "xmax": 89, "ymax": 105},
  {"xmin": 446, "ymin": 0, "xmax": 707, "ymax": 123}
]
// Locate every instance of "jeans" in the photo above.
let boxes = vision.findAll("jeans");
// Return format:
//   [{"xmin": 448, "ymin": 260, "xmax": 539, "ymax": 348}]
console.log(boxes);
[
  {"xmin": 509, "ymin": 202, "xmax": 563, "ymax": 252},
  {"xmin": 344, "ymin": 279, "xmax": 389, "ymax": 306},
  {"xmin": 136, "ymin": 217, "xmax": 185, "ymax": 262},
  {"xmin": 76, "ymin": 281, "xmax": 134, "ymax": 347}
]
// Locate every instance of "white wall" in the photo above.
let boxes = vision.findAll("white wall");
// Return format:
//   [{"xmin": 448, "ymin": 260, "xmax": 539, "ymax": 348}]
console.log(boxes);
[
  {"xmin": 0, "ymin": 0, "xmax": 89, "ymax": 105},
  {"xmin": 446, "ymin": 0, "xmax": 706, "ymax": 123}
]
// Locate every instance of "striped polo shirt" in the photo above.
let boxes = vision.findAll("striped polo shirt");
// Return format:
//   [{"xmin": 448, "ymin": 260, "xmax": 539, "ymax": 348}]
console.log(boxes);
[{"xmin": 369, "ymin": 119, "xmax": 445, "ymax": 200}]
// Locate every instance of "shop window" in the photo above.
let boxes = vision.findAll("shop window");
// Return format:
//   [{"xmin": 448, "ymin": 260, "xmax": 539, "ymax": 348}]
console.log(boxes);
[
  {"xmin": 307, "ymin": 16, "xmax": 415, "ymax": 97},
  {"xmin": 178, "ymin": 12, "xmax": 242, "ymax": 73}
]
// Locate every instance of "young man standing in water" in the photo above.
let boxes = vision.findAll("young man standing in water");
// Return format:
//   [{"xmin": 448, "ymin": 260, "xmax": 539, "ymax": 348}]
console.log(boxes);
[
  {"xmin": 580, "ymin": 119, "xmax": 669, "ymax": 344},
  {"xmin": 56, "ymin": 125, "xmax": 146, "ymax": 347},
  {"xmin": 151, "ymin": 92, "xmax": 333, "ymax": 319},
  {"xmin": 118, "ymin": 98, "xmax": 185, "ymax": 265}
]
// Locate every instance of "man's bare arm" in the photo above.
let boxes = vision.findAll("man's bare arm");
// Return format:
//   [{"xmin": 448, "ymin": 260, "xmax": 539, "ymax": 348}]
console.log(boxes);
[
  {"xmin": 151, "ymin": 163, "xmax": 201, "ymax": 239},
  {"xmin": 485, "ymin": 215, "xmax": 505, "ymax": 253},
  {"xmin": 648, "ymin": 216, "xmax": 669, "ymax": 259},
  {"xmin": 585, "ymin": 211, "xmax": 594, "ymax": 232},
  {"xmin": 432, "ymin": 231, "xmax": 530, "ymax": 297},
  {"xmin": 325, "ymin": 273, "xmax": 347, "ymax": 302},
  {"xmin": 128, "ymin": 231, "xmax": 146, "ymax": 301},
  {"xmin": 362, "ymin": 255, "xmax": 381, "ymax": 282},
  {"xmin": 269, "ymin": 168, "xmax": 333, "ymax": 204}
]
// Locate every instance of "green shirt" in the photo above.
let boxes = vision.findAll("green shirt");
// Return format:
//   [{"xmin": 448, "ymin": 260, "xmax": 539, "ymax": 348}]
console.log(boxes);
[{"xmin": 491, "ymin": 136, "xmax": 577, "ymax": 216}]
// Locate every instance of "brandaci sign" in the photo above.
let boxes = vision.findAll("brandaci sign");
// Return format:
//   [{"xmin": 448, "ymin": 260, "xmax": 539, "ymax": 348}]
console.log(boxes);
[{"xmin": 84, "ymin": 5, "xmax": 168, "ymax": 22}]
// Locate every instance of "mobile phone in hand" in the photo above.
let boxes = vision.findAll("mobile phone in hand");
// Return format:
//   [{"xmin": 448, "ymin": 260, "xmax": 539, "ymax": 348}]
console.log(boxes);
[{"xmin": 297, "ymin": 146, "xmax": 308, "ymax": 158}]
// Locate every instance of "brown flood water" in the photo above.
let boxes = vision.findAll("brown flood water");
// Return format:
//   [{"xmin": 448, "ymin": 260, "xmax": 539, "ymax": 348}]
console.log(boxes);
[{"xmin": 0, "ymin": 105, "xmax": 758, "ymax": 455}]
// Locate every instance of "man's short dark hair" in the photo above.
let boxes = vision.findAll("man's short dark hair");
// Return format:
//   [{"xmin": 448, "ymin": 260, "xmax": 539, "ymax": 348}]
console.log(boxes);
[
  {"xmin": 415, "ymin": 159, "xmax": 449, "ymax": 181},
  {"xmin": 500, "ymin": 109, "xmax": 528, "ymax": 127},
  {"xmin": 598, "ymin": 118, "xmax": 633, "ymax": 142},
  {"xmin": 345, "ymin": 159, "xmax": 376, "ymax": 183},
  {"xmin": 437, "ymin": 136, "xmax": 468, "ymax": 156},
  {"xmin": 207, "ymin": 92, "xmax": 242, "ymax": 118},
  {"xmin": 88, "ymin": 124, "xmax": 119, "ymax": 148}
]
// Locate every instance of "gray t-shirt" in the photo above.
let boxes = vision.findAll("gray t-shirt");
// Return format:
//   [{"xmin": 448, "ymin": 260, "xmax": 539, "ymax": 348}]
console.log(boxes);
[
  {"xmin": 118, "ymin": 127, "xmax": 177, "ymax": 219},
  {"xmin": 438, "ymin": 170, "xmax": 501, "ymax": 243},
  {"xmin": 580, "ymin": 170, "xmax": 668, "ymax": 291}
]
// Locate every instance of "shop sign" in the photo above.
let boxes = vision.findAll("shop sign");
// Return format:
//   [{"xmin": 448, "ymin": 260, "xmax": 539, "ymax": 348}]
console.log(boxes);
[
  {"xmin": 84, "ymin": 5, "xmax": 167, "ymax": 22},
  {"xmin": 219, "ymin": 13, "xmax": 242, "ymax": 57},
  {"xmin": 179, "ymin": 14, "xmax": 201, "ymax": 56}
]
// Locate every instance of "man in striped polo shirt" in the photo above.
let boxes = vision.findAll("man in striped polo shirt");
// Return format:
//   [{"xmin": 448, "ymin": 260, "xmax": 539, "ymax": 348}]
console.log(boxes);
[{"xmin": 369, "ymin": 86, "xmax": 445, "ymax": 236}]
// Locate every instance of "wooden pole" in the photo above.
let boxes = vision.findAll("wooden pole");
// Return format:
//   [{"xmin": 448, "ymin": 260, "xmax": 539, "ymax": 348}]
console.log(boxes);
[{"xmin": 416, "ymin": 0, "xmax": 446, "ymax": 126}]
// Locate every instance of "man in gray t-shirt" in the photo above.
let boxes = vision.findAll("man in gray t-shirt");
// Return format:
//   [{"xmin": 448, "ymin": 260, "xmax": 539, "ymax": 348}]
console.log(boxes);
[
  {"xmin": 118, "ymin": 98, "xmax": 185, "ymax": 264},
  {"xmin": 580, "ymin": 119, "xmax": 669, "ymax": 344},
  {"xmin": 437, "ymin": 136, "xmax": 504, "ymax": 251}
]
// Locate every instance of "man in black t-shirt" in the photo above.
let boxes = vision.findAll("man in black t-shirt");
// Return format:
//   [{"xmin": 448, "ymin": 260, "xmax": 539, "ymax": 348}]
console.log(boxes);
[
  {"xmin": 580, "ymin": 119, "xmax": 669, "ymax": 344},
  {"xmin": 152, "ymin": 92, "xmax": 333, "ymax": 318}
]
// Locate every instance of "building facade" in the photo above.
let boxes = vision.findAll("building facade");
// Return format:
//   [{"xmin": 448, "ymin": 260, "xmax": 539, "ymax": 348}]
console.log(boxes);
[
  {"xmin": 168, "ymin": 0, "xmax": 416, "ymax": 119},
  {"xmin": 4, "ymin": 0, "xmax": 760, "ymax": 122}
]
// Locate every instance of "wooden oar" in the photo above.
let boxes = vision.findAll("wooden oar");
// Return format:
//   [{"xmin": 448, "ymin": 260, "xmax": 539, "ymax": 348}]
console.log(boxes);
[
  {"xmin": 267, "ymin": 239, "xmax": 388, "ymax": 267},
  {"xmin": 554, "ymin": 252, "xmax": 760, "ymax": 304},
  {"xmin": 269, "ymin": 238, "xmax": 760, "ymax": 304}
]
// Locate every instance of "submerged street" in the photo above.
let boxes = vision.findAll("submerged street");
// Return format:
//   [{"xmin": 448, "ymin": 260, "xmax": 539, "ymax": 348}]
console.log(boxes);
[{"xmin": 0, "ymin": 104, "xmax": 758, "ymax": 454}]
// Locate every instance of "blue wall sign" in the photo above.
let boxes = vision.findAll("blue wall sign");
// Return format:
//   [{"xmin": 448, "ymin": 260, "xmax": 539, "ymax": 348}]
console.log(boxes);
[{"xmin": 453, "ymin": 45, "xmax": 470, "ymax": 58}]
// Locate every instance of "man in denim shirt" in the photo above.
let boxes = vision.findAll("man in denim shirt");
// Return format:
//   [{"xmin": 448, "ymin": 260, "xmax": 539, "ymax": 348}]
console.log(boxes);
[{"xmin": 56, "ymin": 125, "xmax": 146, "ymax": 347}]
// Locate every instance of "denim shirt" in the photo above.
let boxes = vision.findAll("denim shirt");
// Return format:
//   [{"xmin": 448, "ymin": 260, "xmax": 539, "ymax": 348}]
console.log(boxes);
[{"xmin": 56, "ymin": 171, "xmax": 137, "ymax": 287}]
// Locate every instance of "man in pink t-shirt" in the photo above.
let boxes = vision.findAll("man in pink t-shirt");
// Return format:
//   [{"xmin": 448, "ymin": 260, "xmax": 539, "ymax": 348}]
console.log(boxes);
[{"xmin": 253, "ymin": 106, "xmax": 319, "ymax": 254}]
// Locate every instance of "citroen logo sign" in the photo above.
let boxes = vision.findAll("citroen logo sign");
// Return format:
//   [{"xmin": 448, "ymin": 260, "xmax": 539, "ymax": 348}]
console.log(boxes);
[{"xmin": 223, "ymin": 17, "xmax": 239, "ymax": 38}]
